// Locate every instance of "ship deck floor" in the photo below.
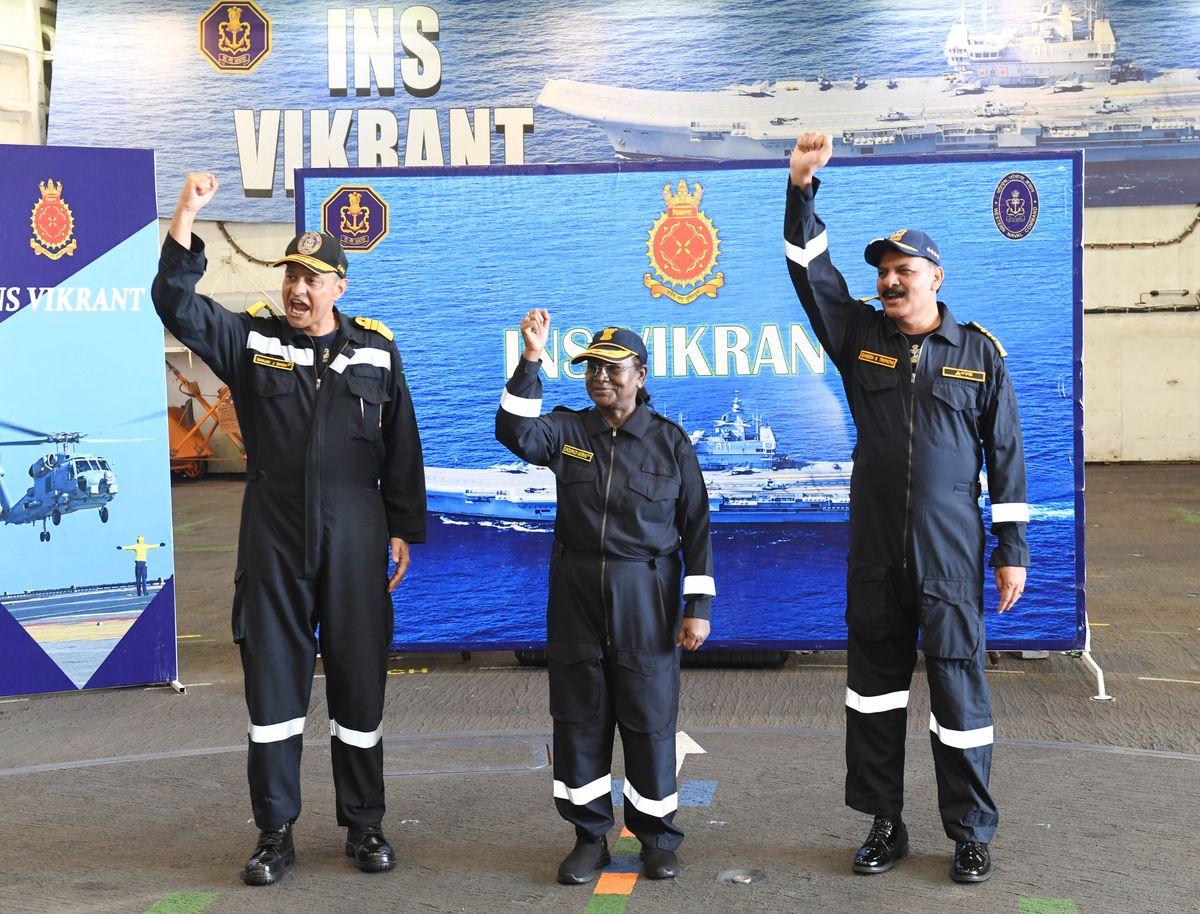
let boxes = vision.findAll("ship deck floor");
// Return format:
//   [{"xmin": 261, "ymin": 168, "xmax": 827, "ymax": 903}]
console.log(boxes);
[{"xmin": 1, "ymin": 464, "xmax": 1197, "ymax": 913}]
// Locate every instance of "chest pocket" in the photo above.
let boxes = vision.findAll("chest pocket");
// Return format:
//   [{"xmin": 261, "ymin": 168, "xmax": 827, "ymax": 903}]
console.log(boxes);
[
  {"xmin": 929, "ymin": 378, "xmax": 981, "ymax": 451},
  {"xmin": 558, "ymin": 453, "xmax": 598, "ymax": 486},
  {"xmin": 851, "ymin": 364, "xmax": 901, "ymax": 441},
  {"xmin": 345, "ymin": 365, "xmax": 391, "ymax": 441},
  {"xmin": 628, "ymin": 459, "xmax": 681, "ymax": 502},
  {"xmin": 253, "ymin": 364, "xmax": 297, "ymax": 397}
]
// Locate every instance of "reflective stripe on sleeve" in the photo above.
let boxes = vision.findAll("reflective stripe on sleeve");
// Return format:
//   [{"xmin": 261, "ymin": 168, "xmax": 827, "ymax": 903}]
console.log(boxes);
[
  {"xmin": 553, "ymin": 774, "xmax": 612, "ymax": 806},
  {"xmin": 929, "ymin": 713, "xmax": 993, "ymax": 749},
  {"xmin": 329, "ymin": 718, "xmax": 383, "ymax": 749},
  {"xmin": 247, "ymin": 716, "xmax": 306, "ymax": 743},
  {"xmin": 500, "ymin": 389, "xmax": 542, "ymax": 418},
  {"xmin": 991, "ymin": 502, "xmax": 1030, "ymax": 523},
  {"xmin": 623, "ymin": 779, "xmax": 679, "ymax": 818},
  {"xmin": 682, "ymin": 575, "xmax": 716, "ymax": 597},
  {"xmin": 845, "ymin": 687, "xmax": 910, "ymax": 714},
  {"xmin": 784, "ymin": 231, "xmax": 828, "ymax": 268}
]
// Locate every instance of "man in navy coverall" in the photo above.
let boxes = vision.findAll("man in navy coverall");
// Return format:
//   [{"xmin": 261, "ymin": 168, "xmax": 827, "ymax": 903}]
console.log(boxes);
[{"xmin": 784, "ymin": 133, "xmax": 1030, "ymax": 884}]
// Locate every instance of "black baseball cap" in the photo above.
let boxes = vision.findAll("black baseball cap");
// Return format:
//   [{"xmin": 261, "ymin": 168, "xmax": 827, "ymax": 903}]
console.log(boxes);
[
  {"xmin": 864, "ymin": 229, "xmax": 941, "ymax": 267},
  {"xmin": 273, "ymin": 230, "xmax": 349, "ymax": 278},
  {"xmin": 570, "ymin": 327, "xmax": 648, "ymax": 365}
]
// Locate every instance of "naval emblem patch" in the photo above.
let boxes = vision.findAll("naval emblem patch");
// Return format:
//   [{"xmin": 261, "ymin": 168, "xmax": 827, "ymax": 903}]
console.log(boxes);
[
  {"xmin": 993, "ymin": 172, "xmax": 1039, "ymax": 240},
  {"xmin": 199, "ymin": 2, "xmax": 271, "ymax": 73},
  {"xmin": 30, "ymin": 179, "xmax": 77, "ymax": 260},
  {"xmin": 644, "ymin": 180, "xmax": 724, "ymax": 304}
]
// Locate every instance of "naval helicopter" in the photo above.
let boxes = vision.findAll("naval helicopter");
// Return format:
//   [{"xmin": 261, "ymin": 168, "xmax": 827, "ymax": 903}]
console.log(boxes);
[{"xmin": 0, "ymin": 419, "xmax": 152, "ymax": 542}]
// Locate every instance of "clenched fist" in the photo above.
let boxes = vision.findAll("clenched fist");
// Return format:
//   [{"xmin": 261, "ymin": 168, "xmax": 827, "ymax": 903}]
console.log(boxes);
[
  {"xmin": 178, "ymin": 172, "xmax": 219, "ymax": 214},
  {"xmin": 789, "ymin": 132, "xmax": 833, "ymax": 188},
  {"xmin": 521, "ymin": 308, "xmax": 551, "ymax": 362}
]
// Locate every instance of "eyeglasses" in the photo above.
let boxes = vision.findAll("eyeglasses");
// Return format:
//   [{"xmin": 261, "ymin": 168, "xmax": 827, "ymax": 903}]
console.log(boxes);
[{"xmin": 584, "ymin": 361, "xmax": 636, "ymax": 378}]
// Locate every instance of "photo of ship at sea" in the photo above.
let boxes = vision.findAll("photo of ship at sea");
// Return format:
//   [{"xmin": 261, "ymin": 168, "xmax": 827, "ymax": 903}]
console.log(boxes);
[
  {"xmin": 301, "ymin": 154, "xmax": 1083, "ymax": 650},
  {"xmin": 48, "ymin": 0, "xmax": 1200, "ymax": 219}
]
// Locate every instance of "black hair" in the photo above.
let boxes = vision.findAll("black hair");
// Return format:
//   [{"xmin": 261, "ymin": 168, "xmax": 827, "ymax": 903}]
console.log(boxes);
[{"xmin": 634, "ymin": 357, "xmax": 651, "ymax": 405}]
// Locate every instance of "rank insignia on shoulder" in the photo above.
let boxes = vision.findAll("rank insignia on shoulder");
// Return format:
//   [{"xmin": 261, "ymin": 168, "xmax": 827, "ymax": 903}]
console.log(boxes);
[
  {"xmin": 858, "ymin": 349, "xmax": 898, "ymax": 369},
  {"xmin": 354, "ymin": 316, "xmax": 394, "ymax": 341},
  {"xmin": 968, "ymin": 322, "xmax": 1007, "ymax": 358},
  {"xmin": 943, "ymin": 365, "xmax": 986, "ymax": 383},
  {"xmin": 562, "ymin": 444, "xmax": 594, "ymax": 462},
  {"xmin": 252, "ymin": 353, "xmax": 294, "ymax": 371},
  {"xmin": 247, "ymin": 300, "xmax": 276, "ymax": 318}
]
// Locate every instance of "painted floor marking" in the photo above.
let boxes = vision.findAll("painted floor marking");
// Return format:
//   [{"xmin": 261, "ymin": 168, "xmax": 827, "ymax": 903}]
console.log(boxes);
[
  {"xmin": 1138, "ymin": 676, "xmax": 1200, "ymax": 685},
  {"xmin": 143, "ymin": 892, "xmax": 218, "ymax": 914},
  {"xmin": 1019, "ymin": 901, "xmax": 1079, "ymax": 914}
]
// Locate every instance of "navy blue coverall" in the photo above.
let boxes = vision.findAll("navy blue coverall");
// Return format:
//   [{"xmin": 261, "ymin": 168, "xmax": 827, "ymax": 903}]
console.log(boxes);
[
  {"xmin": 784, "ymin": 178, "xmax": 1030, "ymax": 843},
  {"xmin": 152, "ymin": 234, "xmax": 427, "ymax": 831},
  {"xmin": 496, "ymin": 357, "xmax": 714, "ymax": 850}
]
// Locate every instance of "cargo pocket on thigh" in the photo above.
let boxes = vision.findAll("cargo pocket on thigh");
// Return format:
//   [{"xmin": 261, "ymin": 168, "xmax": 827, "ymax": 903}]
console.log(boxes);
[
  {"xmin": 547, "ymin": 641, "xmax": 604, "ymax": 724},
  {"xmin": 615, "ymin": 650, "xmax": 679, "ymax": 734},
  {"xmin": 918, "ymin": 579, "xmax": 982, "ymax": 660},
  {"xmin": 846, "ymin": 561, "xmax": 897, "ymax": 640},
  {"xmin": 231, "ymin": 568, "xmax": 247, "ymax": 644}
]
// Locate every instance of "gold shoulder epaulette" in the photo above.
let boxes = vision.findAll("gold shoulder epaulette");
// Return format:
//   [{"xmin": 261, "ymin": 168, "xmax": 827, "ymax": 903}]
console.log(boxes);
[
  {"xmin": 354, "ymin": 316, "xmax": 394, "ymax": 341},
  {"xmin": 247, "ymin": 300, "xmax": 275, "ymax": 318},
  {"xmin": 968, "ymin": 321, "xmax": 1007, "ymax": 358}
]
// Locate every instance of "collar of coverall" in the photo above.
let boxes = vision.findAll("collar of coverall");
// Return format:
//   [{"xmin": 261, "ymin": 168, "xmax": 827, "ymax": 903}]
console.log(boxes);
[
  {"xmin": 583, "ymin": 403, "xmax": 652, "ymax": 439},
  {"xmin": 882, "ymin": 301, "xmax": 962, "ymax": 347}
]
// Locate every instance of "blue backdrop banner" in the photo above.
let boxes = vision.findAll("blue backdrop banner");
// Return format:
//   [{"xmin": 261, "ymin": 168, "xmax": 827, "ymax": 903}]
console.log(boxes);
[
  {"xmin": 46, "ymin": 0, "xmax": 1200, "ymax": 217},
  {"xmin": 297, "ymin": 152, "xmax": 1084, "ymax": 652},
  {"xmin": 0, "ymin": 145, "xmax": 177, "ymax": 697}
]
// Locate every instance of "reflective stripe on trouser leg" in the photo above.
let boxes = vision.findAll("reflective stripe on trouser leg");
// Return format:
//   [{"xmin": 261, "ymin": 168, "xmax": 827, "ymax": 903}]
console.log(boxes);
[
  {"xmin": 317, "ymin": 516, "xmax": 394, "ymax": 829},
  {"xmin": 845, "ymin": 630, "xmax": 918, "ymax": 817},
  {"xmin": 553, "ymin": 716, "xmax": 617, "ymax": 841},
  {"xmin": 618, "ymin": 721, "xmax": 683, "ymax": 851},
  {"xmin": 925, "ymin": 643, "xmax": 999, "ymax": 843}
]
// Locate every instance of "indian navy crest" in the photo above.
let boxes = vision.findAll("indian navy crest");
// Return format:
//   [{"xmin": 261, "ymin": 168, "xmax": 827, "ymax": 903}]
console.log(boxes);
[
  {"xmin": 321, "ymin": 185, "xmax": 389, "ymax": 252},
  {"xmin": 199, "ymin": 1, "xmax": 271, "ymax": 73},
  {"xmin": 29, "ymin": 179, "xmax": 77, "ymax": 260},
  {"xmin": 993, "ymin": 172, "xmax": 1038, "ymax": 239},
  {"xmin": 296, "ymin": 231, "xmax": 323, "ymax": 255},
  {"xmin": 643, "ymin": 180, "xmax": 724, "ymax": 304}
]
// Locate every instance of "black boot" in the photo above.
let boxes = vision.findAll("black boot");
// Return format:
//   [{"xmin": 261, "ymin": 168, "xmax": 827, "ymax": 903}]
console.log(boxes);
[
  {"xmin": 852, "ymin": 815, "xmax": 909, "ymax": 875},
  {"xmin": 951, "ymin": 840, "xmax": 991, "ymax": 883},
  {"xmin": 345, "ymin": 824, "xmax": 395, "ymax": 873},
  {"xmin": 241, "ymin": 822, "xmax": 295, "ymax": 886},
  {"xmin": 557, "ymin": 835, "xmax": 610, "ymax": 885},
  {"xmin": 639, "ymin": 845, "xmax": 680, "ymax": 880}
]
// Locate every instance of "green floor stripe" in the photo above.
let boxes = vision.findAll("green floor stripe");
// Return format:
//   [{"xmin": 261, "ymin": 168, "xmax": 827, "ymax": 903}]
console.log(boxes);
[
  {"xmin": 1019, "ymin": 901, "xmax": 1079, "ymax": 914},
  {"xmin": 144, "ymin": 892, "xmax": 218, "ymax": 914},
  {"xmin": 585, "ymin": 894, "xmax": 629, "ymax": 914},
  {"xmin": 614, "ymin": 836, "xmax": 641, "ymax": 854}
]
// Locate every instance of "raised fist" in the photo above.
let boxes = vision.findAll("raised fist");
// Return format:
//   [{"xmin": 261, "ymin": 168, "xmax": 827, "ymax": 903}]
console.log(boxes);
[
  {"xmin": 178, "ymin": 172, "xmax": 219, "ymax": 214},
  {"xmin": 789, "ymin": 132, "xmax": 833, "ymax": 188},
  {"xmin": 521, "ymin": 308, "xmax": 551, "ymax": 361}
]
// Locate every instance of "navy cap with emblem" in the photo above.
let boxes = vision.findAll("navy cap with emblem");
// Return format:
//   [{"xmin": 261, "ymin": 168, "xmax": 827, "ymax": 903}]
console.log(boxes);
[
  {"xmin": 272, "ymin": 231, "xmax": 349, "ymax": 278},
  {"xmin": 864, "ymin": 229, "xmax": 941, "ymax": 268},
  {"xmin": 570, "ymin": 327, "xmax": 648, "ymax": 365}
]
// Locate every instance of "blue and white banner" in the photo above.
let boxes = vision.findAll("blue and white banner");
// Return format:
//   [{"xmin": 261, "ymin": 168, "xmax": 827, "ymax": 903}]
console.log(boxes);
[
  {"xmin": 297, "ymin": 152, "xmax": 1085, "ymax": 652},
  {"xmin": 47, "ymin": 0, "xmax": 1200, "ymax": 218},
  {"xmin": 0, "ymin": 145, "xmax": 177, "ymax": 697}
]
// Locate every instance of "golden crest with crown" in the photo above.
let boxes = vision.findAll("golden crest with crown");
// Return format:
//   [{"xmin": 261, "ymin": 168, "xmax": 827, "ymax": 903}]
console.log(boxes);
[
  {"xmin": 1005, "ymin": 188, "xmax": 1026, "ymax": 220},
  {"xmin": 340, "ymin": 192, "xmax": 370, "ymax": 237},
  {"xmin": 217, "ymin": 6, "xmax": 252, "ymax": 56},
  {"xmin": 30, "ymin": 179, "xmax": 77, "ymax": 260},
  {"xmin": 643, "ymin": 180, "xmax": 724, "ymax": 304}
]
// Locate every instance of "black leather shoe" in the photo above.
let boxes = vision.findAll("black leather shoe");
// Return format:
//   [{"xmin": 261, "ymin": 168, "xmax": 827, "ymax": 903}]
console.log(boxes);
[
  {"xmin": 345, "ymin": 824, "xmax": 395, "ymax": 873},
  {"xmin": 951, "ymin": 840, "xmax": 991, "ymax": 883},
  {"xmin": 639, "ymin": 845, "xmax": 680, "ymax": 880},
  {"xmin": 852, "ymin": 815, "xmax": 909, "ymax": 874},
  {"xmin": 241, "ymin": 822, "xmax": 295, "ymax": 886},
  {"xmin": 557, "ymin": 836, "xmax": 610, "ymax": 885}
]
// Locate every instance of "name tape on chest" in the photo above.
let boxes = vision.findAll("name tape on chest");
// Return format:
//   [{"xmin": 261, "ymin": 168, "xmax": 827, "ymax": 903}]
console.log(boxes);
[
  {"xmin": 858, "ymin": 349, "xmax": 898, "ymax": 369},
  {"xmin": 942, "ymin": 366, "xmax": 986, "ymax": 383},
  {"xmin": 252, "ymin": 353, "xmax": 295, "ymax": 371},
  {"xmin": 562, "ymin": 444, "xmax": 594, "ymax": 462}
]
